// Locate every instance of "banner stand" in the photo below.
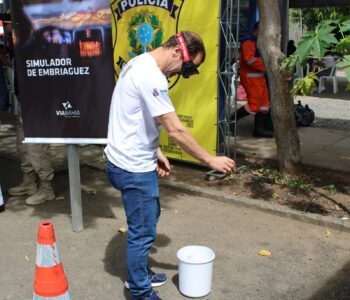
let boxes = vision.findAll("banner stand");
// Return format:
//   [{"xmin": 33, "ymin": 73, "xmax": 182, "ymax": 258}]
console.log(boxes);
[
  {"xmin": 12, "ymin": 1, "xmax": 114, "ymax": 232},
  {"xmin": 67, "ymin": 144, "xmax": 83, "ymax": 232}
]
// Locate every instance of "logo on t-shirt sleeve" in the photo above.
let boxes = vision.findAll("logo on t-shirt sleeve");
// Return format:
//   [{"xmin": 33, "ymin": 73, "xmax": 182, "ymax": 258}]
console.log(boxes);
[
  {"xmin": 153, "ymin": 88, "xmax": 168, "ymax": 97},
  {"xmin": 152, "ymin": 88, "xmax": 159, "ymax": 97}
]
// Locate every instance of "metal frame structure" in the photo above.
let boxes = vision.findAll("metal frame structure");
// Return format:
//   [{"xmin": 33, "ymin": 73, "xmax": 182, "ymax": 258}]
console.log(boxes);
[
  {"xmin": 207, "ymin": 0, "xmax": 241, "ymax": 179},
  {"xmin": 218, "ymin": 0, "xmax": 241, "ymax": 159}
]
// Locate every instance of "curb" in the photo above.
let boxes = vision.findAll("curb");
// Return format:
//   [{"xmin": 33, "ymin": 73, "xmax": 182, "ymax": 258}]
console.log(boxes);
[
  {"xmin": 85, "ymin": 161, "xmax": 350, "ymax": 234},
  {"xmin": 159, "ymin": 179, "xmax": 350, "ymax": 234}
]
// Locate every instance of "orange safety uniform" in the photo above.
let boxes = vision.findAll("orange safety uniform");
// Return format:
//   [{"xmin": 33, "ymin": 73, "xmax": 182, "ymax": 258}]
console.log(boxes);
[{"xmin": 240, "ymin": 35, "xmax": 269, "ymax": 114}]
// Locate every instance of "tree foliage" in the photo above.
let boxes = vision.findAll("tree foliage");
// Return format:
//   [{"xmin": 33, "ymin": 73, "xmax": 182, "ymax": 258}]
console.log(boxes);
[
  {"xmin": 281, "ymin": 20, "xmax": 350, "ymax": 95},
  {"xmin": 290, "ymin": 6, "xmax": 350, "ymax": 30},
  {"xmin": 295, "ymin": 22, "xmax": 338, "ymax": 62}
]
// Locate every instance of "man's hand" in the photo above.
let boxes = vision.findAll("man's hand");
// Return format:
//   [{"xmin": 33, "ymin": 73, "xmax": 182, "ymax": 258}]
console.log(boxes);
[
  {"xmin": 157, "ymin": 148, "xmax": 171, "ymax": 177},
  {"xmin": 157, "ymin": 113, "xmax": 236, "ymax": 173},
  {"xmin": 207, "ymin": 156, "xmax": 235, "ymax": 174}
]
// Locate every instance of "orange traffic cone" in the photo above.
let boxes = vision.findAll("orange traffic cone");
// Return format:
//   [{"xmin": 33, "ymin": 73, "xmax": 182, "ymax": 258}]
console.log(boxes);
[{"xmin": 33, "ymin": 221, "xmax": 71, "ymax": 299}]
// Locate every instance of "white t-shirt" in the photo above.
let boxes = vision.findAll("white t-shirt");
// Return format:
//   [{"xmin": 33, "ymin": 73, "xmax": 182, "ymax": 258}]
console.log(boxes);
[{"xmin": 105, "ymin": 53, "xmax": 175, "ymax": 172}]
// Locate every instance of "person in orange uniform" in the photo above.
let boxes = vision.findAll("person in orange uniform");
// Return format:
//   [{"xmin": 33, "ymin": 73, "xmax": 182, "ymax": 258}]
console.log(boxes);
[{"xmin": 231, "ymin": 22, "xmax": 273, "ymax": 138}]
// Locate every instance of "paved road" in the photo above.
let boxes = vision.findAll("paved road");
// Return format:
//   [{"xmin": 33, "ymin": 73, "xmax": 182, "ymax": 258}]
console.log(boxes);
[
  {"xmin": 1, "ymin": 88, "xmax": 349, "ymax": 299},
  {"xmin": 296, "ymin": 95, "xmax": 350, "ymax": 132},
  {"xmin": 1, "ymin": 161, "xmax": 349, "ymax": 300},
  {"xmin": 295, "ymin": 74, "xmax": 350, "ymax": 131}
]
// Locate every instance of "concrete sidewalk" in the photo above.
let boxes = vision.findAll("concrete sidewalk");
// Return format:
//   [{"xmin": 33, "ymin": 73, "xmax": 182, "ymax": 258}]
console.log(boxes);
[
  {"xmin": 1, "ymin": 111, "xmax": 350, "ymax": 299},
  {"xmin": 1, "ymin": 159, "xmax": 350, "ymax": 300},
  {"xmin": 233, "ymin": 115, "xmax": 350, "ymax": 173}
]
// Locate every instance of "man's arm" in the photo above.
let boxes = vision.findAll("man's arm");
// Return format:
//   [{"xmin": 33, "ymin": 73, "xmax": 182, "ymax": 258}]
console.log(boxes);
[{"xmin": 157, "ymin": 112, "xmax": 235, "ymax": 174}]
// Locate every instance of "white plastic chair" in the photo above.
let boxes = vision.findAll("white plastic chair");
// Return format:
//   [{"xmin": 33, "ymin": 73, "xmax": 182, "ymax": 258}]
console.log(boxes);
[
  {"xmin": 318, "ymin": 66, "xmax": 338, "ymax": 94},
  {"xmin": 293, "ymin": 62, "xmax": 304, "ymax": 85},
  {"xmin": 293, "ymin": 62, "xmax": 310, "ymax": 84}
]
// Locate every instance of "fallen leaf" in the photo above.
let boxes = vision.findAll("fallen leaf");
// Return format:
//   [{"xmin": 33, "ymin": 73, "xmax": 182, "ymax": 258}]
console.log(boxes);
[
  {"xmin": 252, "ymin": 170, "xmax": 263, "ymax": 176},
  {"xmin": 272, "ymin": 192, "xmax": 279, "ymax": 199},
  {"xmin": 325, "ymin": 230, "xmax": 331, "ymax": 238},
  {"xmin": 25, "ymin": 255, "xmax": 30, "ymax": 262},
  {"xmin": 208, "ymin": 176, "xmax": 216, "ymax": 181},
  {"xmin": 258, "ymin": 249, "xmax": 271, "ymax": 256},
  {"xmin": 55, "ymin": 196, "xmax": 65, "ymax": 201},
  {"xmin": 118, "ymin": 227, "xmax": 127, "ymax": 233}
]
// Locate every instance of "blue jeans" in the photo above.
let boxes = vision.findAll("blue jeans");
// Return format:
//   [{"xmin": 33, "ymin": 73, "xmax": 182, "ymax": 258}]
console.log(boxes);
[{"xmin": 106, "ymin": 160, "xmax": 160, "ymax": 299}]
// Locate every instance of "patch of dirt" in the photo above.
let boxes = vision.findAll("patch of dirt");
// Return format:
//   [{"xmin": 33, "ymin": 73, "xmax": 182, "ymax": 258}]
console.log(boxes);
[{"xmin": 165, "ymin": 156, "xmax": 350, "ymax": 219}]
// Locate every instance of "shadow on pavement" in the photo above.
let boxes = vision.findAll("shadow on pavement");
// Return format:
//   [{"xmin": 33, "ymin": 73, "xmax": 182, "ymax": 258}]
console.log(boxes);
[
  {"xmin": 313, "ymin": 117, "xmax": 350, "ymax": 131},
  {"xmin": 171, "ymin": 274, "xmax": 180, "ymax": 293},
  {"xmin": 104, "ymin": 231, "xmax": 178, "ymax": 299},
  {"xmin": 309, "ymin": 260, "xmax": 350, "ymax": 300},
  {"xmin": 2, "ymin": 162, "xmax": 125, "ymax": 229},
  {"xmin": 314, "ymin": 77, "xmax": 349, "ymax": 101}
]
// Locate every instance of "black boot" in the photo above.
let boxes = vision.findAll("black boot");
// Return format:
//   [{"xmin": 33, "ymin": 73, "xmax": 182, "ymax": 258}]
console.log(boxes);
[
  {"xmin": 253, "ymin": 113, "xmax": 274, "ymax": 138},
  {"xmin": 236, "ymin": 106, "xmax": 250, "ymax": 120},
  {"xmin": 230, "ymin": 107, "xmax": 250, "ymax": 133}
]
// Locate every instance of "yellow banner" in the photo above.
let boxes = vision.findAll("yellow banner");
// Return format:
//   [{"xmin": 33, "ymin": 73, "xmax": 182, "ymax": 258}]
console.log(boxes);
[{"xmin": 110, "ymin": 0, "xmax": 219, "ymax": 163}]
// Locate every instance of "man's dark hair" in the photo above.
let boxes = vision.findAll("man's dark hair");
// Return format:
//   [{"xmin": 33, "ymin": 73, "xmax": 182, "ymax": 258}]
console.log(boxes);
[
  {"xmin": 253, "ymin": 22, "xmax": 259, "ymax": 31},
  {"xmin": 163, "ymin": 31, "xmax": 206, "ymax": 63}
]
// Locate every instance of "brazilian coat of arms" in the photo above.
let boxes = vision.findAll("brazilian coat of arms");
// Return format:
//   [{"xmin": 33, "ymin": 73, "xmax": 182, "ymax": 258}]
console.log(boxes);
[{"xmin": 127, "ymin": 10, "xmax": 163, "ymax": 58}]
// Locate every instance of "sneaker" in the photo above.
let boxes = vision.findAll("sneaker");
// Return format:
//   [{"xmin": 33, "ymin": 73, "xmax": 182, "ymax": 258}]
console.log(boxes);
[
  {"xmin": 125, "ymin": 269, "xmax": 167, "ymax": 289},
  {"xmin": 142, "ymin": 290, "xmax": 163, "ymax": 300}
]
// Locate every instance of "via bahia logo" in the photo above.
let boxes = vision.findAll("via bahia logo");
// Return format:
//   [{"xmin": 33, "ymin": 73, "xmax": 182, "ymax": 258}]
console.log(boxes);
[
  {"xmin": 56, "ymin": 101, "xmax": 80, "ymax": 118},
  {"xmin": 62, "ymin": 101, "xmax": 72, "ymax": 110}
]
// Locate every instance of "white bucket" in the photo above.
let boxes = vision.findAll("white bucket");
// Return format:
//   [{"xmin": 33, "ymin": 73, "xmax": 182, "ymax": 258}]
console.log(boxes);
[{"xmin": 177, "ymin": 245, "xmax": 215, "ymax": 298}]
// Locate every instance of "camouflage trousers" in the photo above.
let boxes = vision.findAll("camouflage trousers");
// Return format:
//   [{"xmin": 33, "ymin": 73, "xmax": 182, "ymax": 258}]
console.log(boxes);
[{"xmin": 17, "ymin": 110, "xmax": 54, "ymax": 182}]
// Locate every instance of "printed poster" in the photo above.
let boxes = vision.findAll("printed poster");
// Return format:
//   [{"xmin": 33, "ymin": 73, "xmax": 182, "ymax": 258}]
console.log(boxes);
[
  {"xmin": 11, "ymin": 0, "xmax": 115, "ymax": 143},
  {"xmin": 110, "ymin": 0, "xmax": 219, "ymax": 163}
]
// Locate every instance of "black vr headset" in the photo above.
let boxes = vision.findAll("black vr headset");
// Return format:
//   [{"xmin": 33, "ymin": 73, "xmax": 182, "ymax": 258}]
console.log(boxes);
[{"xmin": 176, "ymin": 32, "xmax": 199, "ymax": 78}]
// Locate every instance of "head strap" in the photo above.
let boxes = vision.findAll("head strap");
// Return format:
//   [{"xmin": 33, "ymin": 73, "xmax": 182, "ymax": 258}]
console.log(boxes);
[{"xmin": 176, "ymin": 32, "xmax": 190, "ymax": 62}]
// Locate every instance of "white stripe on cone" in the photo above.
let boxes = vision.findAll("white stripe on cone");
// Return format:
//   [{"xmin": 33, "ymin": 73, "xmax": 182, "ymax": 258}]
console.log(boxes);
[
  {"xmin": 36, "ymin": 243, "xmax": 61, "ymax": 267},
  {"xmin": 33, "ymin": 290, "xmax": 71, "ymax": 300}
]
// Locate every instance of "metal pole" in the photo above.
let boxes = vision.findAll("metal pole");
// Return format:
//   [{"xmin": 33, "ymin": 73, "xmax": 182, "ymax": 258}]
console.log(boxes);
[
  {"xmin": 67, "ymin": 144, "xmax": 83, "ymax": 232},
  {"xmin": 278, "ymin": 0, "xmax": 290, "ymax": 54}
]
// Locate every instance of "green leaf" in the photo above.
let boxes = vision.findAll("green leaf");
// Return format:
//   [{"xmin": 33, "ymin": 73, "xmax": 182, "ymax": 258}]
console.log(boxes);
[
  {"xmin": 280, "ymin": 54, "xmax": 298, "ymax": 71},
  {"xmin": 296, "ymin": 24, "xmax": 338, "ymax": 62},
  {"xmin": 340, "ymin": 20, "xmax": 350, "ymax": 33},
  {"xmin": 317, "ymin": 25, "xmax": 339, "ymax": 46},
  {"xmin": 320, "ymin": 19, "xmax": 338, "ymax": 27},
  {"xmin": 328, "ymin": 184, "xmax": 337, "ymax": 195},
  {"xmin": 319, "ymin": 24, "xmax": 336, "ymax": 35},
  {"xmin": 291, "ymin": 73, "xmax": 318, "ymax": 97},
  {"xmin": 296, "ymin": 35, "xmax": 317, "ymax": 62},
  {"xmin": 336, "ymin": 37, "xmax": 350, "ymax": 55}
]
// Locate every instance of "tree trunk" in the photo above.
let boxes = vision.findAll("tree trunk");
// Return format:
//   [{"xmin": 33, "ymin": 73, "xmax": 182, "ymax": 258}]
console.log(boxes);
[{"xmin": 257, "ymin": 0, "xmax": 301, "ymax": 176}]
